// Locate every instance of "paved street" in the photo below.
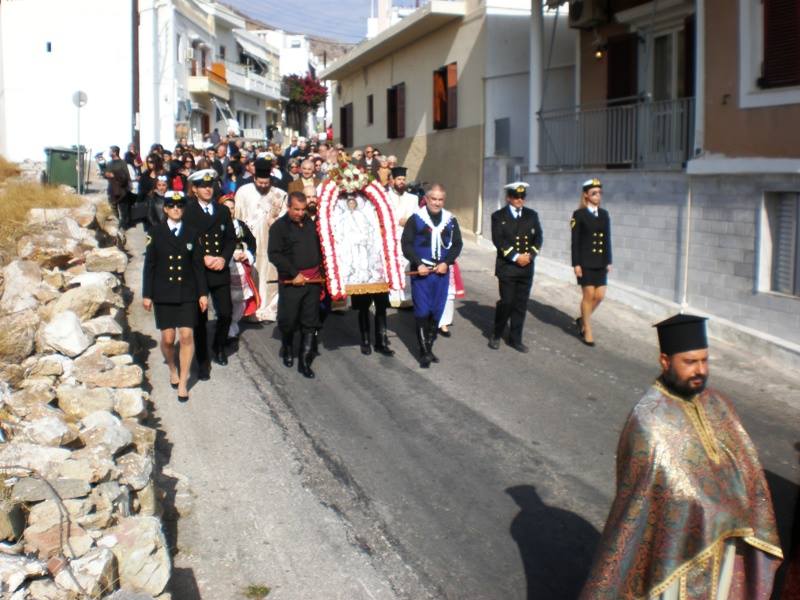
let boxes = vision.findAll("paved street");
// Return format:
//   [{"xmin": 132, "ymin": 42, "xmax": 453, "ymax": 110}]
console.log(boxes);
[{"xmin": 127, "ymin": 227, "xmax": 800, "ymax": 600}]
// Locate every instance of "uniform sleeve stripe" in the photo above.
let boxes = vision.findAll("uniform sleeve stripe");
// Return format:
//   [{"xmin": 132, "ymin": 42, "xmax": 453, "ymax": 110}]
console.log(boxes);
[{"xmin": 502, "ymin": 247, "xmax": 514, "ymax": 256}]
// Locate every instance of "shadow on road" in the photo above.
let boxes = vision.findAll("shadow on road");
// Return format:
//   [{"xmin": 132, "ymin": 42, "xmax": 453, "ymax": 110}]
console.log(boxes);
[
  {"xmin": 526, "ymin": 298, "xmax": 580, "ymax": 337},
  {"xmin": 169, "ymin": 567, "xmax": 203, "ymax": 599},
  {"xmin": 455, "ymin": 299, "xmax": 495, "ymax": 339},
  {"xmin": 507, "ymin": 485, "xmax": 600, "ymax": 600}
]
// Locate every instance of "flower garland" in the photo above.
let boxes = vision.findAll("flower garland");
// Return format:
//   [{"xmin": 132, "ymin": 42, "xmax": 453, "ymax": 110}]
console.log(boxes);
[{"xmin": 317, "ymin": 177, "xmax": 405, "ymax": 300}]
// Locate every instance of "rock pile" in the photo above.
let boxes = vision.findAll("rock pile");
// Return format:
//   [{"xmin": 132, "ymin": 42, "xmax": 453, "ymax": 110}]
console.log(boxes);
[{"xmin": 0, "ymin": 194, "xmax": 171, "ymax": 599}]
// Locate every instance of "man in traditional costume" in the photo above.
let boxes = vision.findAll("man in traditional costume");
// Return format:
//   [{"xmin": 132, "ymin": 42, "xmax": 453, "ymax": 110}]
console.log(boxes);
[
  {"xmin": 387, "ymin": 167, "xmax": 420, "ymax": 308},
  {"xmin": 401, "ymin": 183, "xmax": 463, "ymax": 368},
  {"xmin": 234, "ymin": 158, "xmax": 287, "ymax": 322},
  {"xmin": 580, "ymin": 314, "xmax": 783, "ymax": 600}
]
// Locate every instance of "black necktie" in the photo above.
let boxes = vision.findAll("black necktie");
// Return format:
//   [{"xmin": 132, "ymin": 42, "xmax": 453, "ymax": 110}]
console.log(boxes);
[
  {"xmin": 171, "ymin": 228, "xmax": 178, "ymax": 236},
  {"xmin": 516, "ymin": 209, "xmax": 522, "ymax": 219},
  {"xmin": 204, "ymin": 206, "xmax": 210, "ymax": 215}
]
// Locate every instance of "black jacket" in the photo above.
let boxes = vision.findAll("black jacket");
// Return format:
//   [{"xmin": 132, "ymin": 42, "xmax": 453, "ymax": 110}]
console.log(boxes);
[
  {"xmin": 571, "ymin": 207, "xmax": 612, "ymax": 269},
  {"xmin": 142, "ymin": 222, "xmax": 207, "ymax": 303},
  {"xmin": 182, "ymin": 198, "xmax": 236, "ymax": 287},
  {"xmin": 146, "ymin": 191, "xmax": 166, "ymax": 230},
  {"xmin": 491, "ymin": 205, "xmax": 543, "ymax": 278},
  {"xmin": 233, "ymin": 219, "xmax": 256, "ymax": 255},
  {"xmin": 267, "ymin": 214, "xmax": 322, "ymax": 280}
]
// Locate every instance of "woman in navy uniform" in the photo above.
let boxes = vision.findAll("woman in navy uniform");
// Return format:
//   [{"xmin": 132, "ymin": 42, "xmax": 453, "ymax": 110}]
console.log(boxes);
[
  {"xmin": 142, "ymin": 191, "xmax": 208, "ymax": 401},
  {"xmin": 571, "ymin": 178, "xmax": 612, "ymax": 346},
  {"xmin": 489, "ymin": 182, "xmax": 543, "ymax": 353}
]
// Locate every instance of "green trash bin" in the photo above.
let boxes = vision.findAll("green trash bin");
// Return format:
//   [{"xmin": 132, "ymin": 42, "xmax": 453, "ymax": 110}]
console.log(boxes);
[{"xmin": 44, "ymin": 146, "xmax": 86, "ymax": 190}]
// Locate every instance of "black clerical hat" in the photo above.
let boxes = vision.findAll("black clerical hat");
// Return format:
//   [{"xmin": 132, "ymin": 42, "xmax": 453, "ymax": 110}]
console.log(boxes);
[
  {"xmin": 391, "ymin": 166, "xmax": 407, "ymax": 178},
  {"xmin": 254, "ymin": 157, "xmax": 271, "ymax": 178},
  {"xmin": 654, "ymin": 314, "xmax": 708, "ymax": 355}
]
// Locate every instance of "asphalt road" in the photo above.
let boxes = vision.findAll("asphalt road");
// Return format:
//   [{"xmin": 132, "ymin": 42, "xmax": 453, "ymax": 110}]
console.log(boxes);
[{"xmin": 227, "ymin": 241, "xmax": 800, "ymax": 600}]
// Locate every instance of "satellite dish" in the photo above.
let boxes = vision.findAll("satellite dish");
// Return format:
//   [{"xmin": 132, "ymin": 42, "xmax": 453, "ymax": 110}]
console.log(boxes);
[{"xmin": 72, "ymin": 91, "xmax": 88, "ymax": 108}]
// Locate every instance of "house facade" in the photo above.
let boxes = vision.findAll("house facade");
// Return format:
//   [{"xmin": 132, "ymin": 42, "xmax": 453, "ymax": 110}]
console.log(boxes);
[
  {"xmin": 322, "ymin": 0, "xmax": 575, "ymax": 233},
  {"xmin": 522, "ymin": 0, "xmax": 800, "ymax": 348},
  {"xmin": 0, "ymin": 0, "xmax": 282, "ymax": 162}
]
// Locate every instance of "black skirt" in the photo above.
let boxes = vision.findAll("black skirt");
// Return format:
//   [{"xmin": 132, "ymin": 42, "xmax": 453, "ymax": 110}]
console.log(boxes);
[
  {"xmin": 577, "ymin": 268, "xmax": 608, "ymax": 287},
  {"xmin": 154, "ymin": 301, "xmax": 198, "ymax": 330}
]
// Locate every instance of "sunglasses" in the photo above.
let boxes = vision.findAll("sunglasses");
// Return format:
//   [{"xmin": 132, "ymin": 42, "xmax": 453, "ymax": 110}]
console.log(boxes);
[{"xmin": 164, "ymin": 203, "xmax": 184, "ymax": 209}]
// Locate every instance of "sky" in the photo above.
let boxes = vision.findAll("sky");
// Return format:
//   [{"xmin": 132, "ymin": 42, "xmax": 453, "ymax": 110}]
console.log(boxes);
[{"xmin": 224, "ymin": 0, "xmax": 373, "ymax": 44}]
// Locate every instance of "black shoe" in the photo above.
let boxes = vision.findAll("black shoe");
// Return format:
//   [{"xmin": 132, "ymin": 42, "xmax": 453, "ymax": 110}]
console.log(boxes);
[
  {"xmin": 510, "ymin": 342, "xmax": 529, "ymax": 353},
  {"xmin": 360, "ymin": 341, "xmax": 372, "ymax": 355},
  {"xmin": 177, "ymin": 394, "xmax": 189, "ymax": 403},
  {"xmin": 488, "ymin": 336, "xmax": 501, "ymax": 350},
  {"xmin": 280, "ymin": 333, "xmax": 294, "ymax": 368},
  {"xmin": 197, "ymin": 365, "xmax": 211, "ymax": 381},
  {"xmin": 582, "ymin": 339, "xmax": 596, "ymax": 347},
  {"xmin": 213, "ymin": 349, "xmax": 228, "ymax": 366},
  {"xmin": 373, "ymin": 313, "xmax": 394, "ymax": 356},
  {"xmin": 438, "ymin": 327, "xmax": 451, "ymax": 338},
  {"xmin": 298, "ymin": 332, "xmax": 315, "ymax": 379}
]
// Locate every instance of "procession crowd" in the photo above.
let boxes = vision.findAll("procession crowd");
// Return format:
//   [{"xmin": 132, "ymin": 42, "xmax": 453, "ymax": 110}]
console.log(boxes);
[{"xmin": 96, "ymin": 133, "xmax": 797, "ymax": 599}]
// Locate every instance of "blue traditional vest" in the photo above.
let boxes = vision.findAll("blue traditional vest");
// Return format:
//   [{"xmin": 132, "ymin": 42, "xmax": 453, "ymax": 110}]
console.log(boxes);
[{"xmin": 410, "ymin": 210, "xmax": 456, "ymax": 266}]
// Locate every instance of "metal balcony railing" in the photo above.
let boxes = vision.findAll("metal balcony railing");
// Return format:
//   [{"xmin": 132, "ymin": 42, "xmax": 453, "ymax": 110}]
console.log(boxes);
[
  {"xmin": 538, "ymin": 96, "xmax": 695, "ymax": 171},
  {"xmin": 224, "ymin": 61, "xmax": 282, "ymax": 100}
]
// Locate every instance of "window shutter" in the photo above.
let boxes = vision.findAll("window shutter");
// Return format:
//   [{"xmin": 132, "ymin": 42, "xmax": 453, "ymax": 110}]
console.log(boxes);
[
  {"xmin": 396, "ymin": 83, "xmax": 406, "ymax": 138},
  {"xmin": 433, "ymin": 69, "xmax": 447, "ymax": 129},
  {"xmin": 772, "ymin": 193, "xmax": 799, "ymax": 295},
  {"xmin": 446, "ymin": 62, "xmax": 458, "ymax": 128},
  {"xmin": 762, "ymin": 0, "xmax": 800, "ymax": 88},
  {"xmin": 387, "ymin": 87, "xmax": 396, "ymax": 138}
]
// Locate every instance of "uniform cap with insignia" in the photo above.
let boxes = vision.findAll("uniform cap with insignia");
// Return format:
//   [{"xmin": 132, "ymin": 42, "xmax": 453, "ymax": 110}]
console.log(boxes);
[
  {"xmin": 164, "ymin": 190, "xmax": 186, "ymax": 207},
  {"xmin": 187, "ymin": 168, "xmax": 218, "ymax": 187},
  {"xmin": 504, "ymin": 181, "xmax": 529, "ymax": 198},
  {"xmin": 653, "ymin": 314, "xmax": 708, "ymax": 355},
  {"xmin": 582, "ymin": 178, "xmax": 602, "ymax": 192}
]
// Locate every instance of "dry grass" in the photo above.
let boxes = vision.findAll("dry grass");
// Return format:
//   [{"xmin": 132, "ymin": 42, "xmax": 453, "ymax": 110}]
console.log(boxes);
[
  {"xmin": 0, "ymin": 155, "xmax": 21, "ymax": 183},
  {"xmin": 0, "ymin": 180, "xmax": 83, "ymax": 258}
]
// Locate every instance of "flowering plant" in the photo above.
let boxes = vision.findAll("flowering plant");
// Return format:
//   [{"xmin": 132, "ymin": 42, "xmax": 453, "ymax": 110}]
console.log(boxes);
[{"xmin": 327, "ymin": 161, "xmax": 372, "ymax": 194}]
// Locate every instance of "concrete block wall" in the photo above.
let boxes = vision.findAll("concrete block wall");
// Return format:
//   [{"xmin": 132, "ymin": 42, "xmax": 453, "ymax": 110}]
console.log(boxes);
[{"xmin": 479, "ymin": 163, "xmax": 800, "ymax": 347}]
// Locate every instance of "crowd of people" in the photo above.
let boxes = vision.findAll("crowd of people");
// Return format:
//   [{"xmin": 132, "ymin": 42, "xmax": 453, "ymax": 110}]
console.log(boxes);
[{"xmin": 99, "ymin": 132, "xmax": 797, "ymax": 599}]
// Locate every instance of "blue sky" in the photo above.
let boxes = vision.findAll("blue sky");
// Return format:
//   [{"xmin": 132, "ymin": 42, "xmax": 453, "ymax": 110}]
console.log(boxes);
[{"xmin": 225, "ymin": 0, "xmax": 373, "ymax": 43}]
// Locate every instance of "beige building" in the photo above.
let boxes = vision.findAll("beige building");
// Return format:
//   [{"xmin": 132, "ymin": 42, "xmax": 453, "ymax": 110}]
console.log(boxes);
[{"xmin": 321, "ymin": 0, "xmax": 574, "ymax": 233}]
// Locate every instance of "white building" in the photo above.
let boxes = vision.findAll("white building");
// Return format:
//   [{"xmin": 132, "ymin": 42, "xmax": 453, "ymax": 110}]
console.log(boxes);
[{"xmin": 0, "ymin": 0, "xmax": 282, "ymax": 163}]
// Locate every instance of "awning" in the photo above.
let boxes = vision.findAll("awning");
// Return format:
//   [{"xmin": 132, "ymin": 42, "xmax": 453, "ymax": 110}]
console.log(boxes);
[{"xmin": 233, "ymin": 29, "xmax": 271, "ymax": 65}]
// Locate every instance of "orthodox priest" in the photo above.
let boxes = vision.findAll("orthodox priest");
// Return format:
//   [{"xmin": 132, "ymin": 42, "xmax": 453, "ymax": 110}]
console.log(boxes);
[
  {"xmin": 234, "ymin": 157, "xmax": 287, "ymax": 322},
  {"xmin": 580, "ymin": 314, "xmax": 783, "ymax": 600},
  {"xmin": 387, "ymin": 166, "xmax": 420, "ymax": 308},
  {"xmin": 401, "ymin": 183, "xmax": 462, "ymax": 368}
]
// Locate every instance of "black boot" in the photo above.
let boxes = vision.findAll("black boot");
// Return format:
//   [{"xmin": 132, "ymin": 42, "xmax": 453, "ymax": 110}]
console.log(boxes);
[
  {"xmin": 279, "ymin": 332, "xmax": 294, "ymax": 368},
  {"xmin": 416, "ymin": 326, "xmax": 432, "ymax": 368},
  {"xmin": 311, "ymin": 329, "xmax": 321, "ymax": 358},
  {"xmin": 298, "ymin": 332, "xmax": 315, "ymax": 379},
  {"xmin": 425, "ymin": 321, "xmax": 439, "ymax": 364},
  {"xmin": 358, "ymin": 309, "xmax": 372, "ymax": 355},
  {"xmin": 373, "ymin": 313, "xmax": 395, "ymax": 357}
]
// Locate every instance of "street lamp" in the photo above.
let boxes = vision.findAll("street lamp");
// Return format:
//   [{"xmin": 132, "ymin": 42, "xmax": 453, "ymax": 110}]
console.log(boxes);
[{"xmin": 72, "ymin": 90, "xmax": 88, "ymax": 193}]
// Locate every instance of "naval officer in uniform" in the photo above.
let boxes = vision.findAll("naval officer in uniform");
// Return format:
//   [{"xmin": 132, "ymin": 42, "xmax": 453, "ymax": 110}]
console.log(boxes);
[
  {"xmin": 183, "ymin": 168, "xmax": 236, "ymax": 378},
  {"xmin": 142, "ymin": 191, "xmax": 208, "ymax": 402},
  {"xmin": 489, "ymin": 182, "xmax": 543, "ymax": 353},
  {"xmin": 571, "ymin": 178, "xmax": 612, "ymax": 346}
]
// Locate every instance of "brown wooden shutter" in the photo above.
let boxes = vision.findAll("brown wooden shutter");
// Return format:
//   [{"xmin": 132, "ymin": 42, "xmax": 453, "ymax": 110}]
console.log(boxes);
[
  {"xmin": 396, "ymin": 83, "xmax": 406, "ymax": 138},
  {"xmin": 762, "ymin": 0, "xmax": 800, "ymax": 88},
  {"xmin": 387, "ymin": 87, "xmax": 396, "ymax": 138},
  {"xmin": 683, "ymin": 14, "xmax": 695, "ymax": 98},
  {"xmin": 446, "ymin": 62, "xmax": 458, "ymax": 128},
  {"xmin": 433, "ymin": 68, "xmax": 447, "ymax": 129}
]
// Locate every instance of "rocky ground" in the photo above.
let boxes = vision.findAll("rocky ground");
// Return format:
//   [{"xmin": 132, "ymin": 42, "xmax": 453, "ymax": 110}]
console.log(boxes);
[{"xmin": 0, "ymin": 188, "xmax": 172, "ymax": 598}]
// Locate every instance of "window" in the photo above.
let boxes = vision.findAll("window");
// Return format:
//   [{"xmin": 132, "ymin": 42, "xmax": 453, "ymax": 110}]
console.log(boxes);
[
  {"xmin": 763, "ymin": 192, "xmax": 800, "ymax": 296},
  {"xmin": 219, "ymin": 45, "xmax": 226, "ymax": 61},
  {"xmin": 367, "ymin": 94, "xmax": 374, "ymax": 125},
  {"xmin": 340, "ymin": 103, "xmax": 353, "ymax": 148},
  {"xmin": 760, "ymin": 0, "xmax": 800, "ymax": 88},
  {"xmin": 494, "ymin": 118, "xmax": 510, "ymax": 156},
  {"xmin": 433, "ymin": 62, "xmax": 457, "ymax": 130},
  {"xmin": 387, "ymin": 83, "xmax": 406, "ymax": 139}
]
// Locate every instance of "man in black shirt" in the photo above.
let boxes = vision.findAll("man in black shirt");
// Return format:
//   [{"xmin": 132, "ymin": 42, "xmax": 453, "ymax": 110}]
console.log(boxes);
[{"xmin": 267, "ymin": 191, "xmax": 323, "ymax": 379}]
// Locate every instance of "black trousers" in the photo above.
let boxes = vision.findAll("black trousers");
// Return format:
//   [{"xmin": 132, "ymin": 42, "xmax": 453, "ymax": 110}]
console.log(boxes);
[
  {"xmin": 494, "ymin": 275, "xmax": 533, "ymax": 345},
  {"xmin": 350, "ymin": 292, "xmax": 389, "ymax": 316},
  {"xmin": 195, "ymin": 281, "xmax": 232, "ymax": 364},
  {"xmin": 278, "ymin": 283, "xmax": 321, "ymax": 335}
]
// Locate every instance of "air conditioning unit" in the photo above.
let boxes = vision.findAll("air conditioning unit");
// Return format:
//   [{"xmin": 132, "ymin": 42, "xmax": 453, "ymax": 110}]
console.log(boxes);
[{"xmin": 568, "ymin": 0, "xmax": 607, "ymax": 29}]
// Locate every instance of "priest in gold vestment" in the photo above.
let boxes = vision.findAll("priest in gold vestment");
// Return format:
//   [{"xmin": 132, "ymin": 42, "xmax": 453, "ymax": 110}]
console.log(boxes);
[{"xmin": 580, "ymin": 314, "xmax": 783, "ymax": 600}]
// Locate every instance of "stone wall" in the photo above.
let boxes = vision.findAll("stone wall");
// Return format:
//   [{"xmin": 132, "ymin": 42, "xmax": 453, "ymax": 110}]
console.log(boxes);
[
  {"xmin": 0, "ymin": 193, "xmax": 172, "ymax": 598},
  {"xmin": 480, "ymin": 162, "xmax": 800, "ymax": 348}
]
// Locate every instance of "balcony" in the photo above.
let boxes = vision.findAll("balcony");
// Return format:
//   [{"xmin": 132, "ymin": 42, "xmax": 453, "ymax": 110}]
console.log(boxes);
[
  {"xmin": 224, "ymin": 61, "xmax": 282, "ymax": 101},
  {"xmin": 188, "ymin": 62, "xmax": 230, "ymax": 101},
  {"xmin": 538, "ymin": 96, "xmax": 695, "ymax": 171}
]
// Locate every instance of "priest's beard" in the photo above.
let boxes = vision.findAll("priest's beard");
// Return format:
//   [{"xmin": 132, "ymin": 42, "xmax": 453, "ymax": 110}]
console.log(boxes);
[
  {"xmin": 662, "ymin": 366, "xmax": 707, "ymax": 398},
  {"xmin": 306, "ymin": 202, "xmax": 318, "ymax": 216}
]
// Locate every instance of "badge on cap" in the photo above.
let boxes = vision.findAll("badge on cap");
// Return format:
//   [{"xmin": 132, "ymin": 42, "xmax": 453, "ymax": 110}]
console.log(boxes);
[
  {"xmin": 504, "ymin": 181, "xmax": 529, "ymax": 197},
  {"xmin": 582, "ymin": 178, "xmax": 602, "ymax": 191}
]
